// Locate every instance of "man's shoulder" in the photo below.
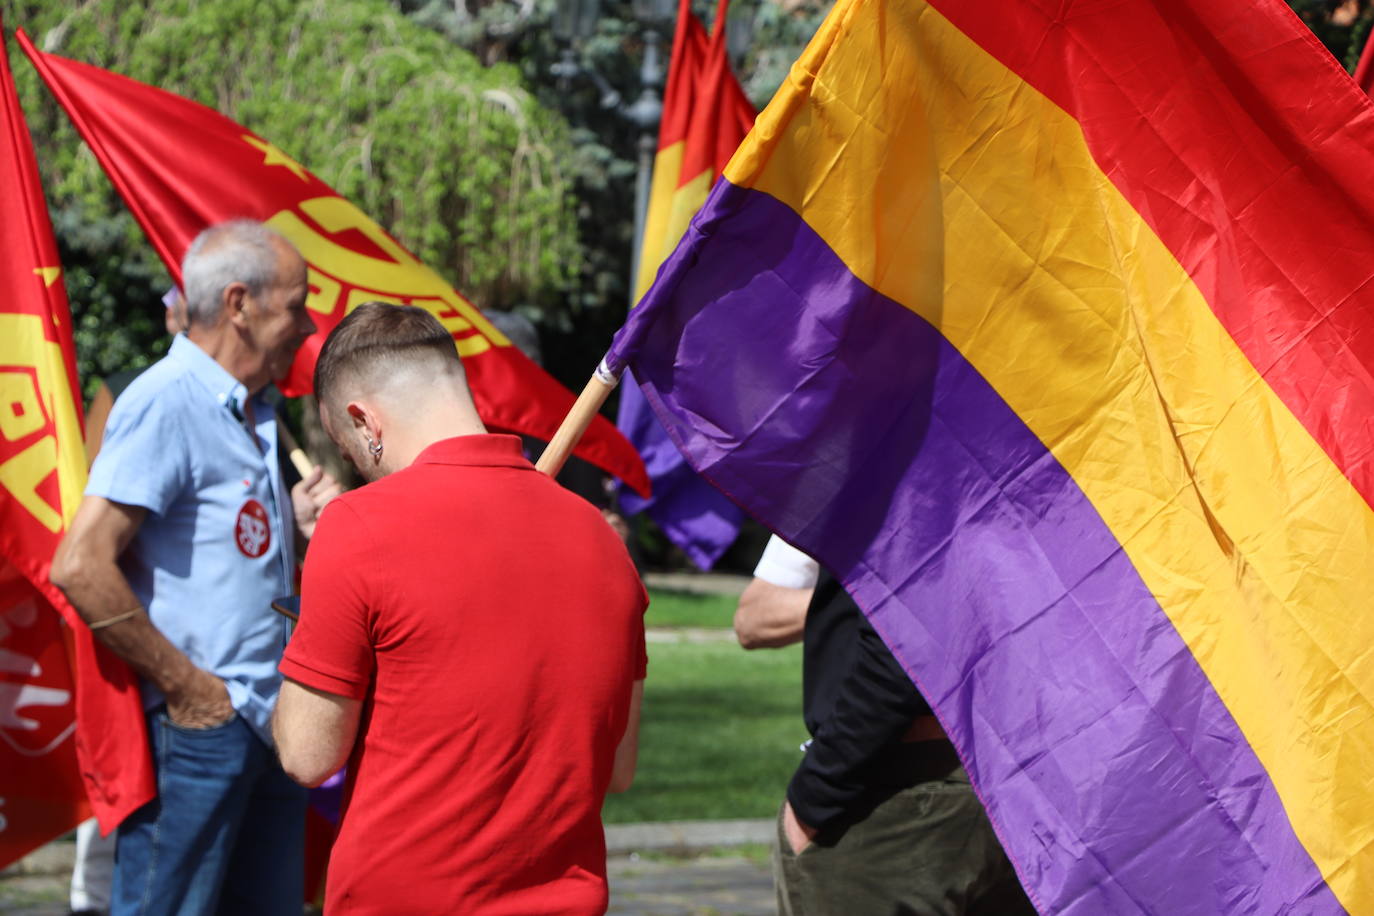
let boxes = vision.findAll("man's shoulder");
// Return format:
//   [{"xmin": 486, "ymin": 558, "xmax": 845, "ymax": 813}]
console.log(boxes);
[
  {"xmin": 308, "ymin": 490, "xmax": 373, "ymax": 558},
  {"xmin": 106, "ymin": 354, "xmax": 196, "ymax": 420},
  {"xmin": 319, "ymin": 487, "xmax": 370, "ymax": 522},
  {"xmin": 85, "ymin": 356, "xmax": 204, "ymax": 511}
]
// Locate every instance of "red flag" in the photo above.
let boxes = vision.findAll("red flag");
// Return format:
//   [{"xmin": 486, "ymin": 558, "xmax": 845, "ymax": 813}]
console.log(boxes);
[
  {"xmin": 0, "ymin": 22, "xmax": 154, "ymax": 858},
  {"xmin": 1356, "ymin": 30, "xmax": 1374, "ymax": 97},
  {"xmin": 15, "ymin": 32, "xmax": 650, "ymax": 496},
  {"xmin": 679, "ymin": 0, "xmax": 757, "ymax": 197},
  {"xmin": 633, "ymin": 0, "xmax": 755, "ymax": 300},
  {"xmin": 0, "ymin": 565, "xmax": 85, "ymax": 867},
  {"xmin": 617, "ymin": 0, "xmax": 754, "ymax": 568}
]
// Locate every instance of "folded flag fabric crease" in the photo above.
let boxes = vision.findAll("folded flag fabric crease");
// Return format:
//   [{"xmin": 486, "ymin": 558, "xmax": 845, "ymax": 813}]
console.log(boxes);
[{"xmin": 608, "ymin": 0, "xmax": 1374, "ymax": 912}]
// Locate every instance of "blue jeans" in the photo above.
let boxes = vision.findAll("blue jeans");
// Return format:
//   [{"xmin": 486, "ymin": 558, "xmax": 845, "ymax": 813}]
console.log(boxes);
[{"xmin": 112, "ymin": 708, "xmax": 306, "ymax": 916}]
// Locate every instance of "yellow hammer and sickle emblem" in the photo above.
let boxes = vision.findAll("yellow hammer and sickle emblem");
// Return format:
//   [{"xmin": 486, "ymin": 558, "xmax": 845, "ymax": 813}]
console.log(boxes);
[{"xmin": 267, "ymin": 198, "xmax": 512, "ymax": 357}]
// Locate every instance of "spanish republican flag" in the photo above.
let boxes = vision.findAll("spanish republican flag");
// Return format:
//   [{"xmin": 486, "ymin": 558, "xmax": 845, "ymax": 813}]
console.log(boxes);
[
  {"xmin": 617, "ymin": 0, "xmax": 753, "ymax": 567},
  {"xmin": 609, "ymin": 0, "xmax": 1374, "ymax": 911},
  {"xmin": 14, "ymin": 32, "xmax": 649, "ymax": 497},
  {"xmin": 0, "ymin": 23, "xmax": 152, "ymax": 857}
]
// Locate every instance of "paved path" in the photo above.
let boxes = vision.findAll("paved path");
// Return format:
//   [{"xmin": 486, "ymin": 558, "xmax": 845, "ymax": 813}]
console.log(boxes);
[
  {"xmin": 645, "ymin": 626, "xmax": 741, "ymax": 644},
  {"xmin": 609, "ymin": 854, "xmax": 774, "ymax": 915},
  {"xmin": 2, "ymin": 836, "xmax": 777, "ymax": 916}
]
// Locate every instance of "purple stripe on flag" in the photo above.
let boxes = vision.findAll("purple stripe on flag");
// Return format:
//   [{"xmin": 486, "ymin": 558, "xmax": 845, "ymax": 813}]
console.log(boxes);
[
  {"xmin": 615, "ymin": 180, "xmax": 1339, "ymax": 914},
  {"xmin": 616, "ymin": 370, "xmax": 743, "ymax": 569},
  {"xmin": 309, "ymin": 768, "xmax": 345, "ymax": 824}
]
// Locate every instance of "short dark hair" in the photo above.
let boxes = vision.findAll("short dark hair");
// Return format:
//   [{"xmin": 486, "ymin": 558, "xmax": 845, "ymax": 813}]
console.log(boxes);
[{"xmin": 313, "ymin": 303, "xmax": 461, "ymax": 408}]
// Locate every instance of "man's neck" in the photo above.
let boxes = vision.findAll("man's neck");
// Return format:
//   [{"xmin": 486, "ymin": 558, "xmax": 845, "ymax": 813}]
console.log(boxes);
[
  {"xmin": 385, "ymin": 410, "xmax": 487, "ymax": 472},
  {"xmin": 186, "ymin": 324, "xmax": 266, "ymax": 394}
]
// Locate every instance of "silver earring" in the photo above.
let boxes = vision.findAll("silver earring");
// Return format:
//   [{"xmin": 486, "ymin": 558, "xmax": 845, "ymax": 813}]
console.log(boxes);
[{"xmin": 367, "ymin": 438, "xmax": 383, "ymax": 459}]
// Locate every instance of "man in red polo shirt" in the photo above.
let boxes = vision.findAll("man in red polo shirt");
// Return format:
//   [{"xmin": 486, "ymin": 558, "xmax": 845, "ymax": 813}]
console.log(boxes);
[{"xmin": 272, "ymin": 303, "xmax": 647, "ymax": 915}]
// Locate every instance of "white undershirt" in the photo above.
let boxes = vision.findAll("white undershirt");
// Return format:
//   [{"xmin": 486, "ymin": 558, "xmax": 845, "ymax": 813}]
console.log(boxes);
[{"xmin": 752, "ymin": 534, "xmax": 820, "ymax": 589}]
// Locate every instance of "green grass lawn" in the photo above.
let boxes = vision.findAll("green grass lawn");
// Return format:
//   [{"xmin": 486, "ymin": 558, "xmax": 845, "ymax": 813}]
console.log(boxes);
[
  {"xmin": 603, "ymin": 636, "xmax": 805, "ymax": 825},
  {"xmin": 641, "ymin": 589, "xmax": 740, "ymax": 629}
]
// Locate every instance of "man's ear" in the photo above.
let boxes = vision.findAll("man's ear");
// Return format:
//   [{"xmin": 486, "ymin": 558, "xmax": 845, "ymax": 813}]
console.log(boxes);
[
  {"xmin": 346, "ymin": 400, "xmax": 382, "ymax": 444},
  {"xmin": 223, "ymin": 281, "xmax": 251, "ymax": 327}
]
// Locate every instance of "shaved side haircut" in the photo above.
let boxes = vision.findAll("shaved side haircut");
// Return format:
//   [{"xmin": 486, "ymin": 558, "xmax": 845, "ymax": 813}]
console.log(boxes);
[{"xmin": 313, "ymin": 303, "xmax": 464, "ymax": 412}]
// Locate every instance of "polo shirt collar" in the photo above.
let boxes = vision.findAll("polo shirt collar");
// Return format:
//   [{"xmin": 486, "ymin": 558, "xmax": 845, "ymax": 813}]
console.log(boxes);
[
  {"xmin": 169, "ymin": 334, "xmax": 253, "ymax": 418},
  {"xmin": 413, "ymin": 434, "xmax": 531, "ymax": 469}
]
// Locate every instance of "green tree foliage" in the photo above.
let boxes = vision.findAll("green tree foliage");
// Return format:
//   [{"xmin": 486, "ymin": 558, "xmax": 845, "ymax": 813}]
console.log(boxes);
[
  {"xmin": 395, "ymin": 0, "xmax": 672, "ymax": 385},
  {"xmin": 50, "ymin": 202, "xmax": 173, "ymax": 387},
  {"xmin": 729, "ymin": 0, "xmax": 831, "ymax": 109},
  {"xmin": 2, "ymin": 0, "xmax": 580, "ymax": 393},
  {"xmin": 389, "ymin": 0, "xmax": 832, "ymax": 388},
  {"xmin": 387, "ymin": 0, "xmax": 836, "ymax": 570}
]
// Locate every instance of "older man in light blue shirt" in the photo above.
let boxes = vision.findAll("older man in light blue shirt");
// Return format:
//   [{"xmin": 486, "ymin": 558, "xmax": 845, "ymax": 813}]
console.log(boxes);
[
  {"xmin": 87, "ymin": 333, "xmax": 298, "ymax": 739},
  {"xmin": 53, "ymin": 219, "xmax": 339, "ymax": 916}
]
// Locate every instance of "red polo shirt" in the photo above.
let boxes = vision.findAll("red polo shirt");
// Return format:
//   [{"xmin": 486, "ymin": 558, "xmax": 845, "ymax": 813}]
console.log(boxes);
[{"xmin": 280, "ymin": 435, "xmax": 647, "ymax": 915}]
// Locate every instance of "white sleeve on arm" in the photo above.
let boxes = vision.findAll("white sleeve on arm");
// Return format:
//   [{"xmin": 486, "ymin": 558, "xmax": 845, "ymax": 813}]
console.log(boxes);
[{"xmin": 752, "ymin": 535, "xmax": 820, "ymax": 590}]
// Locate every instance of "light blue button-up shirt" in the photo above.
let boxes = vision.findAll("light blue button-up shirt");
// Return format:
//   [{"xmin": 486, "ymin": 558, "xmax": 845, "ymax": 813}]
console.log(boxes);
[{"xmin": 86, "ymin": 334, "xmax": 295, "ymax": 745}]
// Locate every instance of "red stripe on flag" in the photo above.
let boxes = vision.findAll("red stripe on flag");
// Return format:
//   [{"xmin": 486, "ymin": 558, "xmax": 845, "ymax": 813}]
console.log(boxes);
[
  {"xmin": 675, "ymin": 0, "xmax": 755, "ymax": 188},
  {"xmin": 930, "ymin": 0, "xmax": 1374, "ymax": 509},
  {"xmin": 1356, "ymin": 31, "xmax": 1374, "ymax": 97},
  {"xmin": 658, "ymin": 0, "xmax": 709, "ymax": 152}
]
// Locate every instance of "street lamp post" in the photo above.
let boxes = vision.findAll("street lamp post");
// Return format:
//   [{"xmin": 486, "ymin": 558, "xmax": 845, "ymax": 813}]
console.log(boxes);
[
  {"xmin": 553, "ymin": 0, "xmax": 676, "ymax": 308},
  {"xmin": 623, "ymin": 28, "xmax": 664, "ymax": 300}
]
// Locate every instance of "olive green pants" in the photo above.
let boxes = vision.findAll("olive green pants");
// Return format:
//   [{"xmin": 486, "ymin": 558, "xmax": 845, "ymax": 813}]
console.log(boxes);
[{"xmin": 773, "ymin": 767, "xmax": 1039, "ymax": 916}]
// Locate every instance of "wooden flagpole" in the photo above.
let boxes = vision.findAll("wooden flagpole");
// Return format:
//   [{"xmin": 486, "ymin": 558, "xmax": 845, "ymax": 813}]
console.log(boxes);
[{"xmin": 535, "ymin": 360, "xmax": 621, "ymax": 480}]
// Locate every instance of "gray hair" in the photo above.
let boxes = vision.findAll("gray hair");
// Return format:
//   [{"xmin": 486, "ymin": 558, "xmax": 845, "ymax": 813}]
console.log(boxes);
[{"xmin": 181, "ymin": 220, "xmax": 291, "ymax": 325}]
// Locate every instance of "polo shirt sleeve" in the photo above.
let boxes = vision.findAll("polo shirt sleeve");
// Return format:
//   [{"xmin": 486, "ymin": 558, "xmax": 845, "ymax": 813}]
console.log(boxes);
[
  {"xmin": 611, "ymin": 539, "xmax": 649, "ymax": 681},
  {"xmin": 280, "ymin": 500, "xmax": 375, "ymax": 700},
  {"xmin": 633, "ymin": 578, "xmax": 649, "ymax": 681},
  {"xmin": 85, "ymin": 382, "xmax": 189, "ymax": 515}
]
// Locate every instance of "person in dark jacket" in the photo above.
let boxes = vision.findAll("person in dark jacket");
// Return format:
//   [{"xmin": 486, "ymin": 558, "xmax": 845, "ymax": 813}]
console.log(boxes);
[{"xmin": 737, "ymin": 535, "xmax": 1037, "ymax": 915}]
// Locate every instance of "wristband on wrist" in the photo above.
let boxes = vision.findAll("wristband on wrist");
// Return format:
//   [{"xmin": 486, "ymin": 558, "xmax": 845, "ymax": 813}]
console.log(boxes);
[{"xmin": 88, "ymin": 606, "xmax": 144, "ymax": 631}]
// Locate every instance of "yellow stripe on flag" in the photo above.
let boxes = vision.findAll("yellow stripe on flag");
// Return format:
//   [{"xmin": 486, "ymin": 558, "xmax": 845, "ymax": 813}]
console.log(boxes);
[
  {"xmin": 635, "ymin": 144, "xmax": 716, "ymax": 305},
  {"xmin": 636, "ymin": 142, "xmax": 686, "ymax": 302}
]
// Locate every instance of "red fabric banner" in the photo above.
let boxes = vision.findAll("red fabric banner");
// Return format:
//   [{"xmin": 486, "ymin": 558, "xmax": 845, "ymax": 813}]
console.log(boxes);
[
  {"xmin": 1355, "ymin": 29, "xmax": 1374, "ymax": 96},
  {"xmin": 0, "ymin": 567, "xmax": 87, "ymax": 867},
  {"xmin": 15, "ymin": 31, "xmax": 650, "ymax": 496},
  {"xmin": 658, "ymin": 0, "xmax": 709, "ymax": 153},
  {"xmin": 677, "ymin": 0, "xmax": 756, "ymax": 189},
  {"xmin": 0, "ymin": 20, "xmax": 153, "ymax": 857}
]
